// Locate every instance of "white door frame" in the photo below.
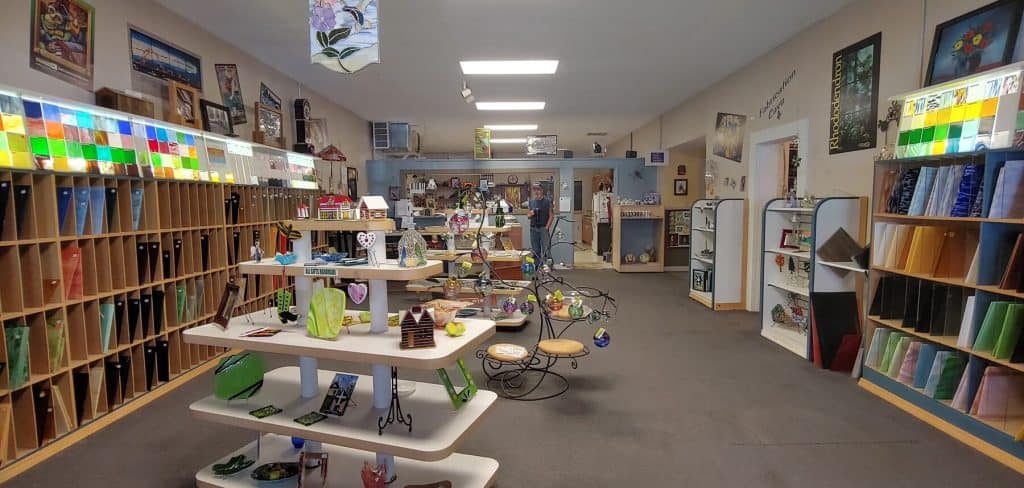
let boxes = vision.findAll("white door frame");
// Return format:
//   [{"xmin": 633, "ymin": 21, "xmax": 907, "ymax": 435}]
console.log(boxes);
[{"xmin": 745, "ymin": 118, "xmax": 809, "ymax": 312}]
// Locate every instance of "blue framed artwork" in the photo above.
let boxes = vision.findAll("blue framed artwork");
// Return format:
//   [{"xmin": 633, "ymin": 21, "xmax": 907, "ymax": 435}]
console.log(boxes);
[
  {"xmin": 128, "ymin": 25, "xmax": 202, "ymax": 90},
  {"xmin": 926, "ymin": 0, "xmax": 1023, "ymax": 86}
]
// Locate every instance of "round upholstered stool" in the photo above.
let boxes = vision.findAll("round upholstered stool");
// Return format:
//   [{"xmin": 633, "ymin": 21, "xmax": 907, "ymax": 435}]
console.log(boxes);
[
  {"xmin": 537, "ymin": 338, "xmax": 585, "ymax": 356},
  {"xmin": 487, "ymin": 343, "xmax": 529, "ymax": 362}
]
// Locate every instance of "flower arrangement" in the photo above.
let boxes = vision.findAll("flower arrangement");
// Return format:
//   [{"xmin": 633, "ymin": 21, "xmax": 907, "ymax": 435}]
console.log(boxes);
[{"xmin": 952, "ymin": 20, "xmax": 994, "ymax": 69}]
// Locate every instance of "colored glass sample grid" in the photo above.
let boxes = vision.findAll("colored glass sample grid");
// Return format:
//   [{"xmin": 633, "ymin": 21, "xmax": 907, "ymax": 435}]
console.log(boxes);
[
  {"xmin": 0, "ymin": 94, "xmax": 32, "ymax": 169},
  {"xmin": 896, "ymin": 72, "xmax": 1021, "ymax": 158},
  {"xmin": 20, "ymin": 99, "xmax": 138, "ymax": 174},
  {"xmin": 138, "ymin": 124, "xmax": 200, "ymax": 180}
]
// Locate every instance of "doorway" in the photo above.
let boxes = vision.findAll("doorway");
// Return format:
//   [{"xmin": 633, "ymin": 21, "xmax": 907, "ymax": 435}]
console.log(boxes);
[
  {"xmin": 664, "ymin": 138, "xmax": 705, "ymax": 271},
  {"xmin": 572, "ymin": 168, "xmax": 614, "ymax": 269},
  {"xmin": 745, "ymin": 119, "xmax": 808, "ymax": 312}
]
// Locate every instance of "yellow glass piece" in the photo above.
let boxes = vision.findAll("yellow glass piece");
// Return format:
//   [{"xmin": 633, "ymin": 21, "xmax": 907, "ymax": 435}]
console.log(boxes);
[
  {"xmin": 965, "ymin": 101, "xmax": 982, "ymax": 119},
  {"xmin": 924, "ymin": 111, "xmax": 937, "ymax": 127},
  {"xmin": 0, "ymin": 151, "xmax": 11, "ymax": 168},
  {"xmin": 949, "ymin": 105, "xmax": 966, "ymax": 122},
  {"xmin": 12, "ymin": 152, "xmax": 32, "ymax": 169},
  {"xmin": 52, "ymin": 156, "xmax": 70, "ymax": 171},
  {"xmin": 935, "ymin": 108, "xmax": 951, "ymax": 125},
  {"xmin": 980, "ymin": 98, "xmax": 998, "ymax": 117},
  {"xmin": 932, "ymin": 141, "xmax": 946, "ymax": 155},
  {"xmin": 912, "ymin": 114, "xmax": 926, "ymax": 129},
  {"xmin": 2, "ymin": 115, "xmax": 25, "ymax": 134}
]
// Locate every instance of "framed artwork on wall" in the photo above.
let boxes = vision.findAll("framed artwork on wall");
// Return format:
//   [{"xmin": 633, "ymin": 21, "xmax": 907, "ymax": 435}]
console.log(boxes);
[
  {"xmin": 676, "ymin": 165, "xmax": 686, "ymax": 176},
  {"xmin": 165, "ymin": 81, "xmax": 199, "ymax": 128},
  {"xmin": 128, "ymin": 25, "xmax": 202, "ymax": 90},
  {"xmin": 828, "ymin": 32, "xmax": 881, "ymax": 155},
  {"xmin": 347, "ymin": 167, "xmax": 359, "ymax": 198},
  {"xmin": 214, "ymin": 64, "xmax": 247, "ymax": 125},
  {"xmin": 30, "ymin": 0, "xmax": 96, "ymax": 90},
  {"xmin": 253, "ymin": 102, "xmax": 284, "ymax": 148},
  {"xmin": 673, "ymin": 179, "xmax": 688, "ymax": 196},
  {"xmin": 925, "ymin": 0, "xmax": 1023, "ymax": 86},
  {"xmin": 712, "ymin": 112, "xmax": 747, "ymax": 162},
  {"xmin": 259, "ymin": 82, "xmax": 282, "ymax": 111},
  {"xmin": 200, "ymin": 99, "xmax": 235, "ymax": 136},
  {"xmin": 307, "ymin": 118, "xmax": 329, "ymax": 152}
]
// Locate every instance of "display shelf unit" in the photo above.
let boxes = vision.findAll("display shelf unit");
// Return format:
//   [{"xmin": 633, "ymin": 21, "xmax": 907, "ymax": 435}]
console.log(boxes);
[
  {"xmin": 185, "ymin": 218, "xmax": 499, "ymax": 485},
  {"xmin": 0, "ymin": 167, "xmax": 318, "ymax": 471},
  {"xmin": 688, "ymin": 199, "xmax": 745, "ymax": 310},
  {"xmin": 859, "ymin": 147, "xmax": 1024, "ymax": 474},
  {"xmin": 612, "ymin": 204, "xmax": 664, "ymax": 273},
  {"xmin": 759, "ymin": 197, "xmax": 867, "ymax": 359}
]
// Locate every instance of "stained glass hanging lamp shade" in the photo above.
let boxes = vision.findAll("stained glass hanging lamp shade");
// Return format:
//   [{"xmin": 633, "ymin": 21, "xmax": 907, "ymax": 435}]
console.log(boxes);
[{"xmin": 309, "ymin": 0, "xmax": 380, "ymax": 74}]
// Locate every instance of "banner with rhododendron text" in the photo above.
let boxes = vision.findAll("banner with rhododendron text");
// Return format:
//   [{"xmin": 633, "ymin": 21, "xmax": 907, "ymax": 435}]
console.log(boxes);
[{"xmin": 309, "ymin": 0, "xmax": 379, "ymax": 73}]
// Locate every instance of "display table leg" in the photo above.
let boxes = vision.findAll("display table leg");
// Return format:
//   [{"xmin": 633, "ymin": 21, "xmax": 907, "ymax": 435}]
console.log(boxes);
[
  {"xmin": 367, "ymin": 230, "xmax": 396, "ymax": 480},
  {"xmin": 293, "ymin": 231, "xmax": 322, "ymax": 455}
]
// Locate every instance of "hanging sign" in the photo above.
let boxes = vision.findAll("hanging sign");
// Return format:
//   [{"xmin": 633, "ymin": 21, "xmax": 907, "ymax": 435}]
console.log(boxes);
[
  {"xmin": 647, "ymin": 149, "xmax": 669, "ymax": 166},
  {"xmin": 309, "ymin": 0, "xmax": 380, "ymax": 74}
]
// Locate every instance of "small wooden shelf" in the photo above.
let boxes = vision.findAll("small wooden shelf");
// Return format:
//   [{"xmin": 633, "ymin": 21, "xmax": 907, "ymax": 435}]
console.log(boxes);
[
  {"xmin": 612, "ymin": 204, "xmax": 664, "ymax": 273},
  {"xmin": 287, "ymin": 219, "xmax": 396, "ymax": 232}
]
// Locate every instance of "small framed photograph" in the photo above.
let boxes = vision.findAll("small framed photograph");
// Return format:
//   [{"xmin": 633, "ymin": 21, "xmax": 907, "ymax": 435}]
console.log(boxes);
[
  {"xmin": 200, "ymin": 99, "xmax": 235, "ymax": 136},
  {"xmin": 673, "ymin": 179, "xmax": 688, "ymax": 196},
  {"xmin": 165, "ymin": 81, "xmax": 199, "ymax": 128},
  {"xmin": 319, "ymin": 373, "xmax": 358, "ymax": 416},
  {"xmin": 676, "ymin": 165, "xmax": 686, "ymax": 176},
  {"xmin": 780, "ymin": 229, "xmax": 799, "ymax": 249}
]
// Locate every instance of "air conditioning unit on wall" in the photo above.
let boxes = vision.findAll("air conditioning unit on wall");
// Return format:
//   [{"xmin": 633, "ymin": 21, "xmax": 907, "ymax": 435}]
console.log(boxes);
[{"xmin": 371, "ymin": 121, "xmax": 420, "ymax": 152}]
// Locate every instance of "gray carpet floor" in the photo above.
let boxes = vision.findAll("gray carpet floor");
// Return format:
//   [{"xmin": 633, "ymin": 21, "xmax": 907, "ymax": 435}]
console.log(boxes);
[{"xmin": 8, "ymin": 271, "xmax": 1024, "ymax": 487}]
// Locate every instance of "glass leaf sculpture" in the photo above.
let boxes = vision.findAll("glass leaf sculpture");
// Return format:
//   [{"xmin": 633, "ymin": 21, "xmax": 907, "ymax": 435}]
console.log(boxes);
[{"xmin": 308, "ymin": 287, "xmax": 347, "ymax": 339}]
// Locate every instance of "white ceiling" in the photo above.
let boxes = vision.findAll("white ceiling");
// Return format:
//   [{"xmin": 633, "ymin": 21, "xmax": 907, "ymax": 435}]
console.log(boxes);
[{"xmin": 156, "ymin": 0, "xmax": 853, "ymax": 155}]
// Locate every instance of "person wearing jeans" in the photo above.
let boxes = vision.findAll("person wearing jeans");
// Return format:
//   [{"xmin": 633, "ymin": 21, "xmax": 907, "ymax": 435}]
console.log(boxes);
[{"xmin": 527, "ymin": 184, "xmax": 553, "ymax": 264}]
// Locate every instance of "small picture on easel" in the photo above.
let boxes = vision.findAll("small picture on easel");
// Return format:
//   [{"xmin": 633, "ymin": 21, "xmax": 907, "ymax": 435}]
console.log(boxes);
[{"xmin": 319, "ymin": 373, "xmax": 358, "ymax": 416}]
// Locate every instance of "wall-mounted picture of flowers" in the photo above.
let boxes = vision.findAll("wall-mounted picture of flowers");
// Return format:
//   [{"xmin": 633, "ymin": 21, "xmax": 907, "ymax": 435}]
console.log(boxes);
[
  {"xmin": 925, "ymin": 0, "xmax": 1023, "ymax": 86},
  {"xmin": 309, "ymin": 0, "xmax": 380, "ymax": 74}
]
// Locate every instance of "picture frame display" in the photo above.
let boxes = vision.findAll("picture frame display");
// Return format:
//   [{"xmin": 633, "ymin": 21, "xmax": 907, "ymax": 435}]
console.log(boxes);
[
  {"xmin": 200, "ymin": 99, "xmax": 235, "ymax": 136},
  {"xmin": 259, "ymin": 82, "xmax": 282, "ymax": 111},
  {"xmin": 254, "ymin": 102, "xmax": 284, "ymax": 148},
  {"xmin": 319, "ymin": 373, "xmax": 357, "ymax": 416},
  {"xmin": 30, "ymin": 0, "xmax": 96, "ymax": 90},
  {"xmin": 165, "ymin": 81, "xmax": 199, "ymax": 128},
  {"xmin": 128, "ymin": 25, "xmax": 202, "ymax": 90},
  {"xmin": 673, "ymin": 179, "xmax": 688, "ymax": 196},
  {"xmin": 925, "ymin": 0, "xmax": 1023, "ymax": 86},
  {"xmin": 214, "ymin": 63, "xmax": 247, "ymax": 125}
]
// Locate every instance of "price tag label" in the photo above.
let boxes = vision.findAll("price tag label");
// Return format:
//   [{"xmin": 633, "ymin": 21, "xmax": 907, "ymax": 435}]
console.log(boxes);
[{"xmin": 303, "ymin": 267, "xmax": 337, "ymax": 277}]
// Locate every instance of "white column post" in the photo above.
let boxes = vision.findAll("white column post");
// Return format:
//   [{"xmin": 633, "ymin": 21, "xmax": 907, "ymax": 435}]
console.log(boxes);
[
  {"xmin": 292, "ymin": 229, "xmax": 320, "ymax": 454},
  {"xmin": 367, "ymin": 230, "xmax": 395, "ymax": 478}
]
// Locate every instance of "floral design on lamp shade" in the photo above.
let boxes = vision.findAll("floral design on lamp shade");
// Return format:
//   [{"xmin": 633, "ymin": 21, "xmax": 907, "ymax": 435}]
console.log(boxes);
[{"xmin": 309, "ymin": 0, "xmax": 380, "ymax": 73}]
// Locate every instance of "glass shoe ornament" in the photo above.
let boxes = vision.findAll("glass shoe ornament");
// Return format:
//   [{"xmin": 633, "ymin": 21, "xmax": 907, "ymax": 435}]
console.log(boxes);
[
  {"xmin": 593, "ymin": 327, "xmax": 611, "ymax": 348},
  {"xmin": 501, "ymin": 296, "xmax": 518, "ymax": 314},
  {"xmin": 307, "ymin": 287, "xmax": 346, "ymax": 339},
  {"xmin": 444, "ymin": 321, "xmax": 466, "ymax": 337},
  {"xmin": 473, "ymin": 276, "xmax": 494, "ymax": 296},
  {"xmin": 568, "ymin": 292, "xmax": 585, "ymax": 319}
]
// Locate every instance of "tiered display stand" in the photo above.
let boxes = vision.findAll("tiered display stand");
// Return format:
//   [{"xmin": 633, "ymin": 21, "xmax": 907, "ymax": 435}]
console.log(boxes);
[{"xmin": 184, "ymin": 218, "xmax": 500, "ymax": 486}]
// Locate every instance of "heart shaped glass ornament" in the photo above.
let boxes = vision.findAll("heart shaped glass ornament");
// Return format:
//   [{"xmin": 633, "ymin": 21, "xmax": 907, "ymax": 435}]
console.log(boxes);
[
  {"xmin": 347, "ymin": 282, "xmax": 368, "ymax": 304},
  {"xmin": 356, "ymin": 231, "xmax": 376, "ymax": 249}
]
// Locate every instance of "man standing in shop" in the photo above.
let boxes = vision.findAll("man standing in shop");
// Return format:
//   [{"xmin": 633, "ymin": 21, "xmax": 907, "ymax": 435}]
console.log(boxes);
[{"xmin": 527, "ymin": 183, "xmax": 553, "ymax": 264}]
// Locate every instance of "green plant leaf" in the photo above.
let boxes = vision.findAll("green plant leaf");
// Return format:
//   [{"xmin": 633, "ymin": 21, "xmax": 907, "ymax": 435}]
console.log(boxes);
[
  {"xmin": 327, "ymin": 27, "xmax": 351, "ymax": 45},
  {"xmin": 316, "ymin": 31, "xmax": 329, "ymax": 48},
  {"xmin": 321, "ymin": 47, "xmax": 340, "ymax": 58},
  {"xmin": 338, "ymin": 47, "xmax": 360, "ymax": 59}
]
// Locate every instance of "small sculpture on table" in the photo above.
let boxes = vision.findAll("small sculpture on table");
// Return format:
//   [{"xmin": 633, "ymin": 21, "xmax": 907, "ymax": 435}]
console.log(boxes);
[{"xmin": 397, "ymin": 229, "xmax": 427, "ymax": 267}]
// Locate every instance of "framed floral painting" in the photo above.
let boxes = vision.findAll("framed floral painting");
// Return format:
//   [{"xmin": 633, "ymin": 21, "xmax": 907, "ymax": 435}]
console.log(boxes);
[{"xmin": 925, "ymin": 0, "xmax": 1023, "ymax": 86}]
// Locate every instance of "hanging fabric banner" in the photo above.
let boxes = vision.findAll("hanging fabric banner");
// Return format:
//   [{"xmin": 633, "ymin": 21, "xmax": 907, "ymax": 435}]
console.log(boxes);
[{"xmin": 309, "ymin": 0, "xmax": 379, "ymax": 73}]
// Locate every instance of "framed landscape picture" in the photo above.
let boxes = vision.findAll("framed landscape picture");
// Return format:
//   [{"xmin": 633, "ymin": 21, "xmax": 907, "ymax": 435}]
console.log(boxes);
[
  {"xmin": 128, "ymin": 25, "xmax": 202, "ymax": 90},
  {"xmin": 925, "ymin": 0, "xmax": 1022, "ymax": 86},
  {"xmin": 828, "ymin": 32, "xmax": 881, "ymax": 154},
  {"xmin": 30, "ymin": 0, "xmax": 95, "ymax": 89}
]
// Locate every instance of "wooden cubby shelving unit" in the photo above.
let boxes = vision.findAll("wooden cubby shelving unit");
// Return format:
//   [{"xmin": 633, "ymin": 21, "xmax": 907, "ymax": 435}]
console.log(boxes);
[{"xmin": 0, "ymin": 167, "xmax": 319, "ymax": 468}]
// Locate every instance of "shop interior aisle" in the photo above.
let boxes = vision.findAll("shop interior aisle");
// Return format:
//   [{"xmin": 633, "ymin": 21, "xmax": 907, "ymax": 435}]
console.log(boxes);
[{"xmin": 10, "ymin": 272, "xmax": 1023, "ymax": 487}]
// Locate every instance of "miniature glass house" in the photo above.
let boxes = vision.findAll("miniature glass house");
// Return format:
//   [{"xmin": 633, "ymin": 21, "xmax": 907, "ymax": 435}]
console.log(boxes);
[
  {"xmin": 357, "ymin": 195, "xmax": 389, "ymax": 220},
  {"xmin": 317, "ymin": 194, "xmax": 353, "ymax": 220}
]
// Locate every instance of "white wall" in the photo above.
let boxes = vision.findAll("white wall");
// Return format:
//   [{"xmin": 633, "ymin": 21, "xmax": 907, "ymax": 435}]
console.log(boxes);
[
  {"xmin": 1, "ymin": 0, "xmax": 370, "ymax": 194},
  {"xmin": 610, "ymin": 0, "xmax": 995, "ymax": 202}
]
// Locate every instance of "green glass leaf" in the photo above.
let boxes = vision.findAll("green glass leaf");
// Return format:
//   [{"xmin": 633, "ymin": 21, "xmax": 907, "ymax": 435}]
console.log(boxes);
[
  {"xmin": 316, "ymin": 31, "xmax": 329, "ymax": 49},
  {"xmin": 338, "ymin": 47, "xmax": 360, "ymax": 59},
  {"xmin": 321, "ymin": 47, "xmax": 340, "ymax": 58},
  {"xmin": 327, "ymin": 27, "xmax": 351, "ymax": 45}
]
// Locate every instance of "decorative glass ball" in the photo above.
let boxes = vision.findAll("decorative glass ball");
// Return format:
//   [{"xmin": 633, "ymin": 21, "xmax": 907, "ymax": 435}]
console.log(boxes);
[
  {"xmin": 568, "ymin": 293, "xmax": 584, "ymax": 319},
  {"xmin": 522, "ymin": 260, "xmax": 536, "ymax": 276},
  {"xmin": 593, "ymin": 327, "xmax": 610, "ymax": 348},
  {"xmin": 291, "ymin": 437, "xmax": 305, "ymax": 449},
  {"xmin": 587, "ymin": 311, "xmax": 602, "ymax": 324},
  {"xmin": 473, "ymin": 277, "xmax": 494, "ymax": 296},
  {"xmin": 502, "ymin": 297, "xmax": 518, "ymax": 314},
  {"xmin": 519, "ymin": 300, "xmax": 535, "ymax": 315}
]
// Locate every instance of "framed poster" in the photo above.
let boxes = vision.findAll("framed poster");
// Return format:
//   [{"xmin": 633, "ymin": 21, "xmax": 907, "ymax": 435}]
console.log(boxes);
[
  {"xmin": 259, "ymin": 83, "xmax": 282, "ymax": 111},
  {"xmin": 128, "ymin": 25, "xmax": 202, "ymax": 90},
  {"xmin": 474, "ymin": 128, "xmax": 492, "ymax": 159},
  {"xmin": 30, "ymin": 0, "xmax": 95, "ymax": 90},
  {"xmin": 829, "ymin": 32, "xmax": 882, "ymax": 155},
  {"xmin": 925, "ymin": 0, "xmax": 1022, "ymax": 86},
  {"xmin": 712, "ymin": 112, "xmax": 747, "ymax": 162},
  {"xmin": 526, "ymin": 135, "xmax": 557, "ymax": 155},
  {"xmin": 215, "ymin": 64, "xmax": 247, "ymax": 125}
]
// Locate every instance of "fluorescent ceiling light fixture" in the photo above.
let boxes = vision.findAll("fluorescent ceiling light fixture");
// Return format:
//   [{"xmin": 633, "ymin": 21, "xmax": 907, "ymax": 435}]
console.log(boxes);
[
  {"xmin": 460, "ymin": 60, "xmax": 559, "ymax": 75},
  {"xmin": 476, "ymin": 101, "xmax": 546, "ymax": 111},
  {"xmin": 484, "ymin": 124, "xmax": 538, "ymax": 131},
  {"xmin": 490, "ymin": 138, "xmax": 528, "ymax": 144}
]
